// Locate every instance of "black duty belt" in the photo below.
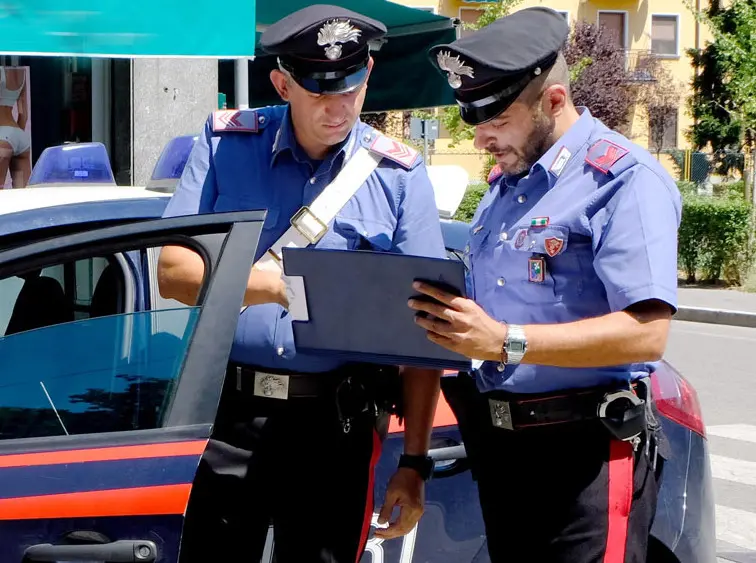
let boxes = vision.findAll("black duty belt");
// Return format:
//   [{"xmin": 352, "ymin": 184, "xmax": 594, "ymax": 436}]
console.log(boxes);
[
  {"xmin": 483, "ymin": 380, "xmax": 644, "ymax": 438},
  {"xmin": 229, "ymin": 364, "xmax": 348, "ymax": 400}
]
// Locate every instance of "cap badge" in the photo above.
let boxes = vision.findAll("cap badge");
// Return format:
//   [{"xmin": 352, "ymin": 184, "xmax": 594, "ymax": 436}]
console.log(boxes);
[
  {"xmin": 317, "ymin": 19, "xmax": 362, "ymax": 61},
  {"xmin": 436, "ymin": 50, "xmax": 474, "ymax": 89}
]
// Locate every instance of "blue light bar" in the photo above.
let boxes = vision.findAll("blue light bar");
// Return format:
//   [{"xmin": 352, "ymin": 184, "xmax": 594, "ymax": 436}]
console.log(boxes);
[
  {"xmin": 28, "ymin": 142, "xmax": 115, "ymax": 187},
  {"xmin": 146, "ymin": 135, "xmax": 197, "ymax": 193}
]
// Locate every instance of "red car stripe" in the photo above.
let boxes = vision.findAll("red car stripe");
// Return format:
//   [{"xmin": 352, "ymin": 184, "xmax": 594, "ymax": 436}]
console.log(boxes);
[
  {"xmin": 0, "ymin": 484, "xmax": 193, "ymax": 520},
  {"xmin": 356, "ymin": 429, "xmax": 383, "ymax": 562},
  {"xmin": 0, "ymin": 440, "xmax": 207, "ymax": 468},
  {"xmin": 603, "ymin": 440, "xmax": 634, "ymax": 563}
]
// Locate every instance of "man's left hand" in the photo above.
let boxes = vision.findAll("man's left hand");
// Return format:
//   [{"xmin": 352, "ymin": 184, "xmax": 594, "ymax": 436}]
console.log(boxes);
[
  {"xmin": 375, "ymin": 468, "xmax": 425, "ymax": 540},
  {"xmin": 408, "ymin": 281, "xmax": 506, "ymax": 361}
]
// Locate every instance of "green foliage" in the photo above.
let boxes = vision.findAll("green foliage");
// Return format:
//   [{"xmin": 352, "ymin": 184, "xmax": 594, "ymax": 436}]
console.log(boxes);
[
  {"xmin": 569, "ymin": 57, "xmax": 593, "ymax": 83},
  {"xmin": 676, "ymin": 180, "xmax": 699, "ymax": 197},
  {"xmin": 678, "ymin": 189, "xmax": 754, "ymax": 285},
  {"xmin": 713, "ymin": 179, "xmax": 747, "ymax": 200},
  {"xmin": 686, "ymin": 0, "xmax": 756, "ymax": 160},
  {"xmin": 464, "ymin": 0, "xmax": 524, "ymax": 30},
  {"xmin": 454, "ymin": 182, "xmax": 489, "ymax": 223},
  {"xmin": 439, "ymin": 105, "xmax": 476, "ymax": 148}
]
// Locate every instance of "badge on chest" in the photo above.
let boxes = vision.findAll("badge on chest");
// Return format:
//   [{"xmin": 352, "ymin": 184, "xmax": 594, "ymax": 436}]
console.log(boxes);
[{"xmin": 528, "ymin": 255, "xmax": 545, "ymax": 283}]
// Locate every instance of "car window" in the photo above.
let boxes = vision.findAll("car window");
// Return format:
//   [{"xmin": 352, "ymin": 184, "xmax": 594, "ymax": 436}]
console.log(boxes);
[
  {"xmin": 0, "ymin": 255, "xmax": 125, "ymax": 334},
  {"xmin": 0, "ymin": 245, "xmax": 204, "ymax": 440}
]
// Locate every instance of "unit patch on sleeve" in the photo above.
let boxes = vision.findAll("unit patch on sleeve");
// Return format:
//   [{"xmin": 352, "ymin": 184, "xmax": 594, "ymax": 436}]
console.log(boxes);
[
  {"xmin": 212, "ymin": 110, "xmax": 260, "ymax": 133},
  {"xmin": 369, "ymin": 135, "xmax": 420, "ymax": 169},
  {"xmin": 585, "ymin": 139, "xmax": 629, "ymax": 174}
]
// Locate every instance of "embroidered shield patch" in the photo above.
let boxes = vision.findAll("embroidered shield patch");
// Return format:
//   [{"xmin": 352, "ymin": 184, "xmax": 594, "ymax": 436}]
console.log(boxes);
[{"xmin": 544, "ymin": 237, "xmax": 564, "ymax": 257}]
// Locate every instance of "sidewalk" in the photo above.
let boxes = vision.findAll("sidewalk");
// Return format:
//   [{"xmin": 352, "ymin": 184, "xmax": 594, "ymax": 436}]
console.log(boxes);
[
  {"xmin": 678, "ymin": 287, "xmax": 756, "ymax": 314},
  {"xmin": 676, "ymin": 287, "xmax": 756, "ymax": 327}
]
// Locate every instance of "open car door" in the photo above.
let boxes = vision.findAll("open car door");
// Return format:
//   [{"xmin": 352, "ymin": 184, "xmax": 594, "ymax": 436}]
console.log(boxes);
[{"xmin": 0, "ymin": 211, "xmax": 265, "ymax": 563}]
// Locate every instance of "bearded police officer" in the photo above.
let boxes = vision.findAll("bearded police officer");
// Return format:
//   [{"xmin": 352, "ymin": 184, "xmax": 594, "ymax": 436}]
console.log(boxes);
[
  {"xmin": 409, "ymin": 7, "xmax": 681, "ymax": 562},
  {"xmin": 158, "ymin": 5, "xmax": 445, "ymax": 562}
]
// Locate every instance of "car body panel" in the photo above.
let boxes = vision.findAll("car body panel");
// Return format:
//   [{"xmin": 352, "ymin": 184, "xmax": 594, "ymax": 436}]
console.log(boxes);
[
  {"xmin": 0, "ymin": 207, "xmax": 266, "ymax": 562},
  {"xmin": 0, "ymin": 189, "xmax": 715, "ymax": 563}
]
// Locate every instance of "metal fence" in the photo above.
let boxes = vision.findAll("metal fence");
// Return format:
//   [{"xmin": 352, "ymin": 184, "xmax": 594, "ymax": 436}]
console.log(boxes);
[{"xmin": 664, "ymin": 148, "xmax": 755, "ymax": 201}]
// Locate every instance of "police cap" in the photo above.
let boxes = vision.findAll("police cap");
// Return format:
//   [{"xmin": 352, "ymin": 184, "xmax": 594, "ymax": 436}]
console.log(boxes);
[
  {"xmin": 260, "ymin": 4, "xmax": 387, "ymax": 95},
  {"xmin": 429, "ymin": 7, "xmax": 569, "ymax": 125}
]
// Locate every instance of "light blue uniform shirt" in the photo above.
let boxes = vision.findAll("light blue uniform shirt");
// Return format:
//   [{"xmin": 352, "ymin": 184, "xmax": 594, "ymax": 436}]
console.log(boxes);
[
  {"xmin": 467, "ymin": 107, "xmax": 682, "ymax": 394},
  {"xmin": 163, "ymin": 105, "xmax": 447, "ymax": 373}
]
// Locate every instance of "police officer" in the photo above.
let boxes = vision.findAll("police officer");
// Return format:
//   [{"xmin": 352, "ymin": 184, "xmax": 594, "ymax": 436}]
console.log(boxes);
[
  {"xmin": 158, "ymin": 5, "xmax": 445, "ymax": 562},
  {"xmin": 409, "ymin": 7, "xmax": 681, "ymax": 562}
]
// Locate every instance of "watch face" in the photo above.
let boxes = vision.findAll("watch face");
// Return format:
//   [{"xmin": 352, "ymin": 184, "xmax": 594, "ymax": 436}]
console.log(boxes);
[{"xmin": 509, "ymin": 342, "xmax": 525, "ymax": 353}]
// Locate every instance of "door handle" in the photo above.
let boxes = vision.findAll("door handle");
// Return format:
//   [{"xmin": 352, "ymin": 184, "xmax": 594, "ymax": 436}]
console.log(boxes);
[
  {"xmin": 428, "ymin": 443, "xmax": 468, "ymax": 478},
  {"xmin": 429, "ymin": 444, "xmax": 467, "ymax": 462},
  {"xmin": 24, "ymin": 539, "xmax": 158, "ymax": 562}
]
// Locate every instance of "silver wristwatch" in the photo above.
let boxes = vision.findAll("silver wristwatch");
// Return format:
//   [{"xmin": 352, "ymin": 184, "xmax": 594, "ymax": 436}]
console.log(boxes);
[{"xmin": 498, "ymin": 324, "xmax": 528, "ymax": 371}]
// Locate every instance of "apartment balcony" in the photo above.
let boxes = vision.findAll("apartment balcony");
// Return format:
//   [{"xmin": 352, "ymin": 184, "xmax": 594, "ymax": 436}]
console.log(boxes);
[{"xmin": 624, "ymin": 49, "xmax": 658, "ymax": 83}]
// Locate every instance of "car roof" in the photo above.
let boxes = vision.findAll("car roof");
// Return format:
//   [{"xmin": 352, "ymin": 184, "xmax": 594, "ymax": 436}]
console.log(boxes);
[
  {"xmin": 0, "ymin": 187, "xmax": 170, "ymax": 243},
  {"xmin": 0, "ymin": 186, "xmax": 469, "ymax": 253}
]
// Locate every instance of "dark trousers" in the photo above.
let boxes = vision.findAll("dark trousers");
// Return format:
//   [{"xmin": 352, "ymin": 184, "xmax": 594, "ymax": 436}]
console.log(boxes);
[
  {"xmin": 179, "ymin": 370, "xmax": 387, "ymax": 563},
  {"xmin": 443, "ymin": 374, "xmax": 664, "ymax": 563}
]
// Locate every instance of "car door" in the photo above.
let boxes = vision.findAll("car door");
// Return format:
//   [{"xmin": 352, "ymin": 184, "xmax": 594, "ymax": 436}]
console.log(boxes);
[
  {"xmin": 0, "ymin": 210, "xmax": 265, "ymax": 563},
  {"xmin": 362, "ymin": 221, "xmax": 490, "ymax": 563}
]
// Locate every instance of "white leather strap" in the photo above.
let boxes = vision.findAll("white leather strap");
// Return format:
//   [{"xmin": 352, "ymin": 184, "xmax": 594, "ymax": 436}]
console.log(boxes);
[
  {"xmin": 247, "ymin": 144, "xmax": 383, "ymax": 321},
  {"xmin": 255, "ymin": 145, "xmax": 383, "ymax": 273}
]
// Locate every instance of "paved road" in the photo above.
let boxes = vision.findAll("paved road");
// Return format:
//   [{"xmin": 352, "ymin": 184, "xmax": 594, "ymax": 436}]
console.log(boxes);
[{"xmin": 665, "ymin": 320, "xmax": 756, "ymax": 563}]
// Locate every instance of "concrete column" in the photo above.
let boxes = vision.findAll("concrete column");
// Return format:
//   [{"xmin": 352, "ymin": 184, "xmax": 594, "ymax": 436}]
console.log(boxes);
[
  {"xmin": 131, "ymin": 58, "xmax": 218, "ymax": 187},
  {"xmin": 91, "ymin": 58, "xmax": 112, "ymax": 155}
]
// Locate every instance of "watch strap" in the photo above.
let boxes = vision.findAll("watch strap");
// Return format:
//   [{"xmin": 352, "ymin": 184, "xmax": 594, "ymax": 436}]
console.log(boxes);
[
  {"xmin": 505, "ymin": 324, "xmax": 528, "ymax": 365},
  {"xmin": 398, "ymin": 454, "xmax": 434, "ymax": 481}
]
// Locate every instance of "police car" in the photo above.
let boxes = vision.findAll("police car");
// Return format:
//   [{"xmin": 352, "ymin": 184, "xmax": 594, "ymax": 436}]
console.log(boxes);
[{"xmin": 0, "ymin": 140, "xmax": 715, "ymax": 563}]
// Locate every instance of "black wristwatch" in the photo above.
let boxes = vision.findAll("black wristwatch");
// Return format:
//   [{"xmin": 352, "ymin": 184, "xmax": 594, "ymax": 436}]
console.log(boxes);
[{"xmin": 398, "ymin": 454, "xmax": 434, "ymax": 481}]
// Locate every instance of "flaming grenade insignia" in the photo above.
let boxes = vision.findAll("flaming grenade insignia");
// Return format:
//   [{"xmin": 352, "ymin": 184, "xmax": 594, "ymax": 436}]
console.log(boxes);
[
  {"xmin": 436, "ymin": 50, "xmax": 475, "ymax": 89},
  {"xmin": 317, "ymin": 19, "xmax": 362, "ymax": 61}
]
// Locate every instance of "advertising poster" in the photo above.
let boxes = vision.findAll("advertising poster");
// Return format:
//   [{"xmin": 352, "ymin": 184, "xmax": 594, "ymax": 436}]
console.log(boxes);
[{"xmin": 1, "ymin": 66, "xmax": 32, "ymax": 189}]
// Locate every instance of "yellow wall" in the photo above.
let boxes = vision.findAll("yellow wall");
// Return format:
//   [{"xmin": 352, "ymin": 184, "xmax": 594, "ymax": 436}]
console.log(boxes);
[{"xmin": 394, "ymin": 0, "xmax": 713, "ymax": 181}]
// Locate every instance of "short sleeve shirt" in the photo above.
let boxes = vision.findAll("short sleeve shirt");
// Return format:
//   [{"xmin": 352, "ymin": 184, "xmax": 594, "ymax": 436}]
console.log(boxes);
[
  {"xmin": 163, "ymin": 105, "xmax": 447, "ymax": 373},
  {"xmin": 467, "ymin": 107, "xmax": 682, "ymax": 393}
]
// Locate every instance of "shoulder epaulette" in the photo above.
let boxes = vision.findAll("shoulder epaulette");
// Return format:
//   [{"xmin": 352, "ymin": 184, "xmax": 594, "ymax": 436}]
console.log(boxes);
[
  {"xmin": 487, "ymin": 164, "xmax": 503, "ymax": 184},
  {"xmin": 368, "ymin": 132, "xmax": 420, "ymax": 169},
  {"xmin": 585, "ymin": 139, "xmax": 630, "ymax": 174},
  {"xmin": 211, "ymin": 109, "xmax": 266, "ymax": 133}
]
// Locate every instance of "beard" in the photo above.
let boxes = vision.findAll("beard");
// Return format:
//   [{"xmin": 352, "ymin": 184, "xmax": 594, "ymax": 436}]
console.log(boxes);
[{"xmin": 492, "ymin": 107, "xmax": 555, "ymax": 177}]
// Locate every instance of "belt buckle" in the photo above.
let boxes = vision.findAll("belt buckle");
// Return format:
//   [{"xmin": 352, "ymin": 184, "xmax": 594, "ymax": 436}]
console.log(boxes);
[
  {"xmin": 489, "ymin": 398, "xmax": 514, "ymax": 430},
  {"xmin": 290, "ymin": 206, "xmax": 328, "ymax": 244},
  {"xmin": 254, "ymin": 372, "xmax": 290, "ymax": 400}
]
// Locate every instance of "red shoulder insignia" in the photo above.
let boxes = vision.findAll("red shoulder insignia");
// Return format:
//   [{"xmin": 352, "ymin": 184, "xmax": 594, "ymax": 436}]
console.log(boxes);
[
  {"xmin": 369, "ymin": 135, "xmax": 419, "ymax": 169},
  {"xmin": 487, "ymin": 164, "xmax": 503, "ymax": 184},
  {"xmin": 212, "ymin": 110, "xmax": 260, "ymax": 133},
  {"xmin": 585, "ymin": 139, "xmax": 629, "ymax": 174}
]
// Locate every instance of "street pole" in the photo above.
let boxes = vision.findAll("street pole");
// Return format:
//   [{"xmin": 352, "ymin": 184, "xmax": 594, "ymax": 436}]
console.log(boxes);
[
  {"xmin": 423, "ymin": 120, "xmax": 429, "ymax": 164},
  {"xmin": 235, "ymin": 58, "xmax": 249, "ymax": 110}
]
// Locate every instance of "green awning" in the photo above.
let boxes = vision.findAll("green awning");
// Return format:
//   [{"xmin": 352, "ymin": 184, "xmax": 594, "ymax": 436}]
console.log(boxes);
[
  {"xmin": 244, "ymin": 0, "xmax": 459, "ymax": 111},
  {"xmin": 0, "ymin": 0, "xmax": 257, "ymax": 58}
]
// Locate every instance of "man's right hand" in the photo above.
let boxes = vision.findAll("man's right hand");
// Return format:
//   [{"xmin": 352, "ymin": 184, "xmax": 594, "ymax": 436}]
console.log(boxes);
[{"xmin": 248, "ymin": 265, "xmax": 289, "ymax": 308}]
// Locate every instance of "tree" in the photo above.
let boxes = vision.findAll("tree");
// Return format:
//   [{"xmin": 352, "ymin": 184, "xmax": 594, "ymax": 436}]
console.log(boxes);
[
  {"xmin": 685, "ymin": 0, "xmax": 754, "ymax": 176},
  {"xmin": 563, "ymin": 20, "xmax": 633, "ymax": 131},
  {"xmin": 634, "ymin": 57, "xmax": 685, "ymax": 158}
]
